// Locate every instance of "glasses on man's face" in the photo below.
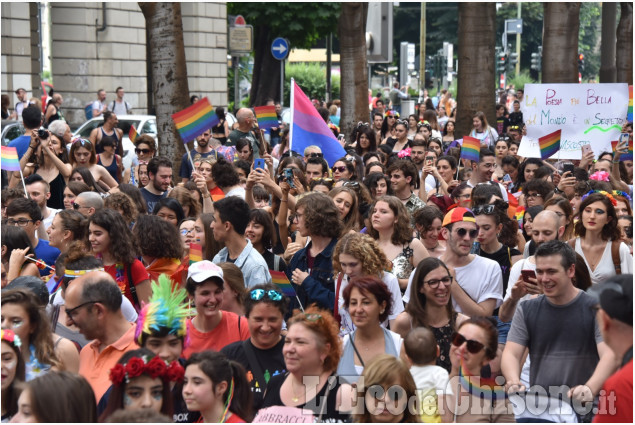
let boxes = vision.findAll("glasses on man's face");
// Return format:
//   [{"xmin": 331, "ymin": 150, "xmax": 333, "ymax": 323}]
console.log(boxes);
[
  {"xmin": 526, "ymin": 193, "xmax": 543, "ymax": 199},
  {"xmin": 481, "ymin": 163, "xmax": 496, "ymax": 169},
  {"xmin": 332, "ymin": 166, "xmax": 347, "ymax": 173},
  {"xmin": 451, "ymin": 333, "xmax": 486, "ymax": 354},
  {"xmin": 308, "ymin": 152, "xmax": 323, "ymax": 158},
  {"xmin": 249, "ymin": 289, "xmax": 283, "ymax": 302},
  {"xmin": 5, "ymin": 218, "xmax": 34, "ymax": 227},
  {"xmin": 66, "ymin": 301, "xmax": 101, "ymax": 321},
  {"xmin": 72, "ymin": 202, "xmax": 88, "ymax": 210},
  {"xmin": 423, "ymin": 275, "xmax": 453, "ymax": 289},
  {"xmin": 455, "ymin": 227, "xmax": 478, "ymax": 239},
  {"xmin": 135, "ymin": 148, "xmax": 151, "ymax": 155}
]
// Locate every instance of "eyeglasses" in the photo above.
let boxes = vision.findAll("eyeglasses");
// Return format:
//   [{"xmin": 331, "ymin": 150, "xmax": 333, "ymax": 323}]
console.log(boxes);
[
  {"xmin": 66, "ymin": 301, "xmax": 101, "ymax": 321},
  {"xmin": 472, "ymin": 205, "xmax": 496, "ymax": 215},
  {"xmin": 526, "ymin": 193, "xmax": 543, "ymax": 199},
  {"xmin": 342, "ymin": 181, "xmax": 360, "ymax": 189},
  {"xmin": 180, "ymin": 228, "xmax": 195, "ymax": 236},
  {"xmin": 307, "ymin": 152, "xmax": 323, "ymax": 158},
  {"xmin": 72, "ymin": 202, "xmax": 88, "ymax": 210},
  {"xmin": 249, "ymin": 289, "xmax": 283, "ymax": 302},
  {"xmin": 356, "ymin": 122, "xmax": 369, "ymax": 128},
  {"xmin": 5, "ymin": 218, "xmax": 35, "ymax": 227},
  {"xmin": 451, "ymin": 333, "xmax": 486, "ymax": 354},
  {"xmin": 135, "ymin": 148, "xmax": 151, "ymax": 155},
  {"xmin": 332, "ymin": 166, "xmax": 347, "ymax": 173},
  {"xmin": 423, "ymin": 275, "xmax": 453, "ymax": 289},
  {"xmin": 455, "ymin": 228, "xmax": 478, "ymax": 239}
]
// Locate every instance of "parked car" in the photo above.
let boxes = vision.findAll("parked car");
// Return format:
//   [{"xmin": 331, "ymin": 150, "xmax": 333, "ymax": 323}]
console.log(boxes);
[
  {"xmin": 1, "ymin": 120, "xmax": 25, "ymax": 146},
  {"xmin": 73, "ymin": 115, "xmax": 157, "ymax": 170}
]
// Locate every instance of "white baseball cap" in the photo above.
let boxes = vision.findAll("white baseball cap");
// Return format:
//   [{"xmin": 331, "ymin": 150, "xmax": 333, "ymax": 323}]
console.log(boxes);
[{"xmin": 187, "ymin": 261, "xmax": 224, "ymax": 284}]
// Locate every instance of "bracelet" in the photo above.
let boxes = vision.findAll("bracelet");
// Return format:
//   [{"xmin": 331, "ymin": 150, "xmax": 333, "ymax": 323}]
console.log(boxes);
[
  {"xmin": 554, "ymin": 187, "xmax": 564, "ymax": 194},
  {"xmin": 612, "ymin": 160, "xmax": 620, "ymax": 164}
]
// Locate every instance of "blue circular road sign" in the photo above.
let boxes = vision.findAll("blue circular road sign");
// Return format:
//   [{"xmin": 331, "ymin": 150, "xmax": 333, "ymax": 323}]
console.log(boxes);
[{"xmin": 271, "ymin": 37, "xmax": 289, "ymax": 61}]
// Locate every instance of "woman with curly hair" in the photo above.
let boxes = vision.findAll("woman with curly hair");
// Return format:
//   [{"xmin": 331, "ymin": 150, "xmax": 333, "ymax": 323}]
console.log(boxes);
[
  {"xmin": 118, "ymin": 183, "xmax": 148, "ymax": 215},
  {"xmin": 572, "ymin": 191, "xmax": 633, "ymax": 285},
  {"xmin": 364, "ymin": 172, "xmax": 391, "ymax": 200},
  {"xmin": 104, "ymin": 192, "xmax": 138, "ymax": 227},
  {"xmin": 333, "ymin": 233, "xmax": 404, "ymax": 335},
  {"xmin": 368, "ymin": 196, "xmax": 428, "ymax": 291},
  {"xmin": 168, "ymin": 185, "xmax": 201, "ymax": 218},
  {"xmin": 328, "ymin": 186, "xmax": 359, "ymax": 236},
  {"xmin": 351, "ymin": 123, "xmax": 377, "ymax": 156},
  {"xmin": 132, "ymin": 215, "xmax": 185, "ymax": 287},
  {"xmin": 99, "ymin": 347, "xmax": 184, "ymax": 421},
  {"xmin": 87, "ymin": 208, "xmax": 151, "ymax": 309}
]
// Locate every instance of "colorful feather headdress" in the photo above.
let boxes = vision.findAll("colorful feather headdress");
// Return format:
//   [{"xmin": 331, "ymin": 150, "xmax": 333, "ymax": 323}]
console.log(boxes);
[{"xmin": 135, "ymin": 274, "xmax": 190, "ymax": 345}]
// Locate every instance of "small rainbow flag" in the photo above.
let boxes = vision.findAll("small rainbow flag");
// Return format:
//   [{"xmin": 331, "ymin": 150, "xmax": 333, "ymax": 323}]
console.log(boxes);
[
  {"xmin": 270, "ymin": 270, "xmax": 296, "ymax": 298},
  {"xmin": 129, "ymin": 125, "xmax": 138, "ymax": 143},
  {"xmin": 628, "ymin": 85, "xmax": 632, "ymax": 122},
  {"xmin": 538, "ymin": 129, "xmax": 561, "ymax": 160},
  {"xmin": 514, "ymin": 206, "xmax": 526, "ymax": 229},
  {"xmin": 171, "ymin": 98, "xmax": 220, "ymax": 144},
  {"xmin": 611, "ymin": 138, "xmax": 633, "ymax": 161},
  {"xmin": 459, "ymin": 358, "xmax": 507, "ymax": 400},
  {"xmin": 460, "ymin": 136, "xmax": 480, "ymax": 162},
  {"xmin": 189, "ymin": 243, "xmax": 203, "ymax": 265},
  {"xmin": 1, "ymin": 146, "xmax": 21, "ymax": 172},
  {"xmin": 254, "ymin": 105, "xmax": 278, "ymax": 131}
]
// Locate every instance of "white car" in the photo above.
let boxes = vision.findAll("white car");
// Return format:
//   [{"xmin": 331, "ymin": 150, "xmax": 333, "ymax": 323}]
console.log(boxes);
[{"xmin": 72, "ymin": 115, "xmax": 157, "ymax": 170}]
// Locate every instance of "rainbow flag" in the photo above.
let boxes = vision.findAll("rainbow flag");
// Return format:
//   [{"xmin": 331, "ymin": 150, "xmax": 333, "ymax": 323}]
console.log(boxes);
[
  {"xmin": 538, "ymin": 129, "xmax": 561, "ymax": 160},
  {"xmin": 254, "ymin": 105, "xmax": 278, "ymax": 131},
  {"xmin": 270, "ymin": 270, "xmax": 296, "ymax": 298},
  {"xmin": 459, "ymin": 358, "xmax": 507, "ymax": 400},
  {"xmin": 460, "ymin": 136, "xmax": 480, "ymax": 162},
  {"xmin": 628, "ymin": 85, "xmax": 632, "ymax": 122},
  {"xmin": 189, "ymin": 243, "xmax": 203, "ymax": 265},
  {"xmin": 611, "ymin": 138, "xmax": 633, "ymax": 161},
  {"xmin": 1, "ymin": 146, "xmax": 21, "ymax": 172},
  {"xmin": 129, "ymin": 125, "xmax": 138, "ymax": 143},
  {"xmin": 290, "ymin": 80, "xmax": 345, "ymax": 166},
  {"xmin": 171, "ymin": 97, "xmax": 219, "ymax": 144}
]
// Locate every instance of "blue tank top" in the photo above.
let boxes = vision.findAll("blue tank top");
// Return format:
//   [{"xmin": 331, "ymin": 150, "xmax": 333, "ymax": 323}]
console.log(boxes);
[{"xmin": 97, "ymin": 154, "xmax": 120, "ymax": 182}]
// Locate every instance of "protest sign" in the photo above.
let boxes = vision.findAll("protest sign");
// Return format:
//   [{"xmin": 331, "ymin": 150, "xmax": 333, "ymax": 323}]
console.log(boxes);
[{"xmin": 518, "ymin": 83, "xmax": 629, "ymax": 159}]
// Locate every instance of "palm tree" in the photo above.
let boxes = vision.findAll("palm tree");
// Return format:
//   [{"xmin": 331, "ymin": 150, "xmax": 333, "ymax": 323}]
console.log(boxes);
[
  {"xmin": 542, "ymin": 3, "xmax": 581, "ymax": 83},
  {"xmin": 455, "ymin": 3, "xmax": 496, "ymax": 139},
  {"xmin": 616, "ymin": 2, "xmax": 633, "ymax": 85},
  {"xmin": 138, "ymin": 2, "xmax": 190, "ymax": 173},
  {"xmin": 338, "ymin": 3, "xmax": 369, "ymax": 140}
]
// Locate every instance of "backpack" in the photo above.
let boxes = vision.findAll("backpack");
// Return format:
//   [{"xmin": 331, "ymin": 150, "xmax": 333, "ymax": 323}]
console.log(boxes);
[
  {"xmin": 84, "ymin": 104, "xmax": 93, "ymax": 120},
  {"xmin": 110, "ymin": 100, "xmax": 132, "ymax": 114},
  {"xmin": 567, "ymin": 238, "xmax": 622, "ymax": 275}
]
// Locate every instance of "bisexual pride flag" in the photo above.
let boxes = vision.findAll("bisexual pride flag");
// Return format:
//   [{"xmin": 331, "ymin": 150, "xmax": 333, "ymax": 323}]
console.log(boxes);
[
  {"xmin": 254, "ymin": 105, "xmax": 278, "ymax": 131},
  {"xmin": 171, "ymin": 97, "xmax": 219, "ymax": 144},
  {"xmin": 460, "ymin": 136, "xmax": 480, "ymax": 162},
  {"xmin": 538, "ymin": 129, "xmax": 561, "ymax": 160},
  {"xmin": 1, "ymin": 146, "xmax": 21, "ymax": 172},
  {"xmin": 289, "ymin": 79, "xmax": 345, "ymax": 166}
]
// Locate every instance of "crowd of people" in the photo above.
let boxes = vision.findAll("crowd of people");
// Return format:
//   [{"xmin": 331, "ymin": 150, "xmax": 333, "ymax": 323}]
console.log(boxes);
[{"xmin": 1, "ymin": 85, "xmax": 633, "ymax": 423}]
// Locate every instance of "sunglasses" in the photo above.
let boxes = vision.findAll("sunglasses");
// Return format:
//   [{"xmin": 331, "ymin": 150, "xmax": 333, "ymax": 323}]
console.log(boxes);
[
  {"xmin": 332, "ymin": 166, "xmax": 348, "ymax": 173},
  {"xmin": 308, "ymin": 152, "xmax": 323, "ymax": 158},
  {"xmin": 472, "ymin": 205, "xmax": 496, "ymax": 215},
  {"xmin": 135, "ymin": 148, "xmax": 152, "ymax": 154},
  {"xmin": 451, "ymin": 332, "xmax": 486, "ymax": 354},
  {"xmin": 72, "ymin": 202, "xmax": 87, "ymax": 210},
  {"xmin": 249, "ymin": 289, "xmax": 283, "ymax": 302},
  {"xmin": 455, "ymin": 228, "xmax": 478, "ymax": 239},
  {"xmin": 342, "ymin": 181, "xmax": 360, "ymax": 189}
]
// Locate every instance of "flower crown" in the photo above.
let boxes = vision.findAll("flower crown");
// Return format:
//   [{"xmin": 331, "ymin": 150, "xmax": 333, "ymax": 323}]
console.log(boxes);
[
  {"xmin": 1, "ymin": 329, "xmax": 21, "ymax": 347},
  {"xmin": 612, "ymin": 190, "xmax": 632, "ymax": 202},
  {"xmin": 589, "ymin": 170, "xmax": 610, "ymax": 182},
  {"xmin": 581, "ymin": 190, "xmax": 618, "ymax": 206},
  {"xmin": 398, "ymin": 147, "xmax": 412, "ymax": 159},
  {"xmin": 385, "ymin": 110, "xmax": 399, "ymax": 118},
  {"xmin": 109, "ymin": 355, "xmax": 184, "ymax": 386}
]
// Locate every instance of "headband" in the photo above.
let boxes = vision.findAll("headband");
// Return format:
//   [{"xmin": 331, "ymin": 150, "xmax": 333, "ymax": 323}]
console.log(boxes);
[
  {"xmin": 581, "ymin": 190, "xmax": 618, "ymax": 206},
  {"xmin": 64, "ymin": 268, "xmax": 105, "ymax": 278},
  {"xmin": 109, "ymin": 355, "xmax": 184, "ymax": 386}
]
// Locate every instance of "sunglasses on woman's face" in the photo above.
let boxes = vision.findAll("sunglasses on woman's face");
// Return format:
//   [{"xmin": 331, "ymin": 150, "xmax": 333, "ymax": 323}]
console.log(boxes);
[
  {"xmin": 332, "ymin": 166, "xmax": 347, "ymax": 173},
  {"xmin": 135, "ymin": 148, "xmax": 151, "ymax": 155},
  {"xmin": 451, "ymin": 332, "xmax": 486, "ymax": 354}
]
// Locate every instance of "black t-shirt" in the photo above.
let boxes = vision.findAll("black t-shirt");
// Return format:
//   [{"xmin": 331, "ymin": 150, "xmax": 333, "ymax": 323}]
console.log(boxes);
[
  {"xmin": 221, "ymin": 337, "xmax": 287, "ymax": 413},
  {"xmin": 480, "ymin": 245, "xmax": 521, "ymax": 314},
  {"xmin": 261, "ymin": 249, "xmax": 287, "ymax": 273}
]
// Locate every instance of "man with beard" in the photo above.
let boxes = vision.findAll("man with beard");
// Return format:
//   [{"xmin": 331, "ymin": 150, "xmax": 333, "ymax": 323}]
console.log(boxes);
[
  {"xmin": 179, "ymin": 129, "xmax": 215, "ymax": 182},
  {"xmin": 467, "ymin": 148, "xmax": 509, "ymax": 201},
  {"xmin": 140, "ymin": 156, "xmax": 172, "ymax": 212},
  {"xmin": 65, "ymin": 271, "xmax": 139, "ymax": 402}
]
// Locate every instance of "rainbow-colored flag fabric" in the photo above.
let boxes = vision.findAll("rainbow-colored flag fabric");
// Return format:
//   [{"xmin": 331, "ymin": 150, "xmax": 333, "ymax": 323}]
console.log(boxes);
[
  {"xmin": 171, "ymin": 98, "xmax": 220, "ymax": 144},
  {"xmin": 270, "ymin": 270, "xmax": 296, "ymax": 298},
  {"xmin": 460, "ymin": 137, "xmax": 480, "ymax": 162},
  {"xmin": 254, "ymin": 105, "xmax": 278, "ymax": 131},
  {"xmin": 628, "ymin": 85, "xmax": 633, "ymax": 122},
  {"xmin": 538, "ymin": 129, "xmax": 561, "ymax": 160},
  {"xmin": 1, "ymin": 146, "xmax": 21, "ymax": 172},
  {"xmin": 611, "ymin": 138, "xmax": 633, "ymax": 161},
  {"xmin": 129, "ymin": 125, "xmax": 138, "ymax": 143},
  {"xmin": 459, "ymin": 358, "xmax": 508, "ymax": 400},
  {"xmin": 189, "ymin": 243, "xmax": 203, "ymax": 265}
]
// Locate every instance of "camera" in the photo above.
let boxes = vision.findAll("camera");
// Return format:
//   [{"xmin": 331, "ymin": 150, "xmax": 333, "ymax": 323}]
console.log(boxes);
[{"xmin": 37, "ymin": 128, "xmax": 49, "ymax": 139}]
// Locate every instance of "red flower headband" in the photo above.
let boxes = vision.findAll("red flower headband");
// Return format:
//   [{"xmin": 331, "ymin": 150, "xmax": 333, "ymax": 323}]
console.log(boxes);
[{"xmin": 109, "ymin": 356, "xmax": 184, "ymax": 386}]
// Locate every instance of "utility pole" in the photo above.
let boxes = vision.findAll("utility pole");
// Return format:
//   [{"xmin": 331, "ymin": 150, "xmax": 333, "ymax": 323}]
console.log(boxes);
[
  {"xmin": 420, "ymin": 3, "xmax": 426, "ymax": 95},
  {"xmin": 516, "ymin": 3, "xmax": 521, "ymax": 75}
]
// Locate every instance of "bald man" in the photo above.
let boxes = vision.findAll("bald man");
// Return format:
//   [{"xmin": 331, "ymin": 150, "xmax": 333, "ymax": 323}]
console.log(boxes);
[
  {"xmin": 65, "ymin": 271, "xmax": 139, "ymax": 402},
  {"xmin": 500, "ymin": 210, "xmax": 564, "ymax": 322},
  {"xmin": 228, "ymin": 108, "xmax": 261, "ymax": 157},
  {"xmin": 74, "ymin": 191, "xmax": 104, "ymax": 216}
]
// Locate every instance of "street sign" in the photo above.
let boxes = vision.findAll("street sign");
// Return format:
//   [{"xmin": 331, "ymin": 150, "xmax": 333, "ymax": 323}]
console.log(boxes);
[
  {"xmin": 271, "ymin": 38, "xmax": 289, "ymax": 61},
  {"xmin": 234, "ymin": 15, "xmax": 246, "ymax": 26},
  {"xmin": 505, "ymin": 19, "xmax": 523, "ymax": 34},
  {"xmin": 229, "ymin": 25, "xmax": 253, "ymax": 55}
]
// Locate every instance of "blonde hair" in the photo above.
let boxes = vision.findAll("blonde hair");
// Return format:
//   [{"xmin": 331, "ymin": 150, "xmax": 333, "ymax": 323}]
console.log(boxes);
[{"xmin": 332, "ymin": 233, "xmax": 390, "ymax": 277}]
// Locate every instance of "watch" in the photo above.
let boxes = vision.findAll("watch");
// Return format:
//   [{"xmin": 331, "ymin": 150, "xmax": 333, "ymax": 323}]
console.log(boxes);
[{"xmin": 554, "ymin": 187, "xmax": 564, "ymax": 194}]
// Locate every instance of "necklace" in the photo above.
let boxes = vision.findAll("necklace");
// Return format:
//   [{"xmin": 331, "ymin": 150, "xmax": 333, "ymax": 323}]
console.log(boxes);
[{"xmin": 291, "ymin": 378, "xmax": 302, "ymax": 403}]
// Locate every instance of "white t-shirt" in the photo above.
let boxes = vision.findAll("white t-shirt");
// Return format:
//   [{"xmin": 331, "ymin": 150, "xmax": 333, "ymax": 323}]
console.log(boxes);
[
  {"xmin": 574, "ymin": 238, "xmax": 633, "ymax": 285},
  {"xmin": 337, "ymin": 271, "xmax": 405, "ymax": 336},
  {"xmin": 410, "ymin": 364, "xmax": 451, "ymax": 395},
  {"xmin": 92, "ymin": 100, "xmax": 105, "ymax": 115},
  {"xmin": 403, "ymin": 255, "xmax": 503, "ymax": 314},
  {"xmin": 110, "ymin": 99, "xmax": 131, "ymax": 116},
  {"xmin": 42, "ymin": 208, "xmax": 60, "ymax": 231}
]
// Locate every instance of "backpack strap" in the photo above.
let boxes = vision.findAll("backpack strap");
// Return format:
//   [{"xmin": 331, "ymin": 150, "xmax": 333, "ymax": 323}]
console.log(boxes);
[
  {"xmin": 126, "ymin": 263, "xmax": 140, "ymax": 310},
  {"xmin": 611, "ymin": 240, "xmax": 622, "ymax": 275},
  {"xmin": 242, "ymin": 340, "xmax": 266, "ymax": 389}
]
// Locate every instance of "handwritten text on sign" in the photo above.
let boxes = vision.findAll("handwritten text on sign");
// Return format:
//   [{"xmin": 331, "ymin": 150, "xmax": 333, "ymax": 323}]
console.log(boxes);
[{"xmin": 518, "ymin": 83, "xmax": 629, "ymax": 160}]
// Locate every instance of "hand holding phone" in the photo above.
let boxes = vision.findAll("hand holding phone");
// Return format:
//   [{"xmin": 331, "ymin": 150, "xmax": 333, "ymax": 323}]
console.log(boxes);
[
  {"xmin": 521, "ymin": 269, "xmax": 536, "ymax": 283},
  {"xmin": 581, "ymin": 144, "xmax": 593, "ymax": 157},
  {"xmin": 503, "ymin": 174, "xmax": 512, "ymax": 183},
  {"xmin": 254, "ymin": 158, "xmax": 265, "ymax": 170},
  {"xmin": 283, "ymin": 168, "xmax": 295, "ymax": 188}
]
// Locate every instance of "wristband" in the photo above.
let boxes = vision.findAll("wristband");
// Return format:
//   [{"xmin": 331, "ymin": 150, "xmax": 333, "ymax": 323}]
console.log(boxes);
[{"xmin": 554, "ymin": 187, "xmax": 564, "ymax": 194}]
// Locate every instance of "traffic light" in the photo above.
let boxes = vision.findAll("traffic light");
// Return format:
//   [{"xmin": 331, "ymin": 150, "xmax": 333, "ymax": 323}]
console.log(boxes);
[
  {"xmin": 497, "ymin": 52, "xmax": 507, "ymax": 73},
  {"xmin": 531, "ymin": 50, "xmax": 542, "ymax": 71},
  {"xmin": 578, "ymin": 53, "xmax": 585, "ymax": 72},
  {"xmin": 508, "ymin": 52, "xmax": 518, "ymax": 73}
]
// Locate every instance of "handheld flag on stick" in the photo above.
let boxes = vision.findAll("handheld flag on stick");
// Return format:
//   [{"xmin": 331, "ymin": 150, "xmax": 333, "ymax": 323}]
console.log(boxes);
[
  {"xmin": 270, "ymin": 270, "xmax": 305, "ymax": 312},
  {"xmin": 254, "ymin": 105, "xmax": 278, "ymax": 131},
  {"xmin": 538, "ymin": 130, "xmax": 561, "ymax": 160},
  {"xmin": 129, "ymin": 125, "xmax": 138, "ymax": 143},
  {"xmin": 289, "ymin": 79, "xmax": 345, "ymax": 166},
  {"xmin": 460, "ymin": 136, "xmax": 480, "ymax": 163},
  {"xmin": 171, "ymin": 97, "xmax": 219, "ymax": 170},
  {"xmin": 1, "ymin": 146, "xmax": 27, "ymax": 194}
]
